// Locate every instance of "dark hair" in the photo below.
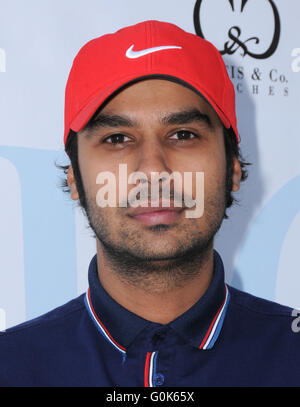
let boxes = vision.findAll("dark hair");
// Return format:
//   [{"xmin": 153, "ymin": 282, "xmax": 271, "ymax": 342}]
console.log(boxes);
[
  {"xmin": 55, "ymin": 127, "xmax": 250, "ymax": 218},
  {"xmin": 56, "ymin": 129, "xmax": 87, "ymax": 212},
  {"xmin": 223, "ymin": 127, "xmax": 250, "ymax": 218}
]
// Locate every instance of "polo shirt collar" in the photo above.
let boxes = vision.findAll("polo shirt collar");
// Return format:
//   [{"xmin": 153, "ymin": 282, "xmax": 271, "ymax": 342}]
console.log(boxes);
[{"xmin": 85, "ymin": 250, "xmax": 230, "ymax": 353}]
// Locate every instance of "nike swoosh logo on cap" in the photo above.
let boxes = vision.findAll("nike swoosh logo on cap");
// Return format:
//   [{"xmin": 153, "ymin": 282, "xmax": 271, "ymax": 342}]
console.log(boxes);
[{"xmin": 125, "ymin": 44, "xmax": 182, "ymax": 59}]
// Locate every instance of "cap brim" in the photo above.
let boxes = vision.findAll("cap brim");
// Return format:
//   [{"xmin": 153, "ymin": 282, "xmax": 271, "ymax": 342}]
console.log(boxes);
[{"xmin": 69, "ymin": 73, "xmax": 238, "ymax": 143}]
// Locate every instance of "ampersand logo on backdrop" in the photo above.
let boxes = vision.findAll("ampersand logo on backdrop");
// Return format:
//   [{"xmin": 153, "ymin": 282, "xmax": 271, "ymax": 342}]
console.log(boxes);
[
  {"xmin": 193, "ymin": 0, "xmax": 287, "ymax": 97},
  {"xmin": 194, "ymin": 0, "xmax": 280, "ymax": 59}
]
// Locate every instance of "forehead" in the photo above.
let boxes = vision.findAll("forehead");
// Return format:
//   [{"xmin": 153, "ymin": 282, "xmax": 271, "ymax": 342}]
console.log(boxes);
[{"xmin": 93, "ymin": 78, "xmax": 221, "ymax": 123}]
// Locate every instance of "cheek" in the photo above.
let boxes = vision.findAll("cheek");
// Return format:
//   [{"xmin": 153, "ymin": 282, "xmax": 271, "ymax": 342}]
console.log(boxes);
[
  {"xmin": 79, "ymin": 160, "xmax": 98, "ymax": 197},
  {"xmin": 78, "ymin": 146, "xmax": 117, "ymax": 198},
  {"xmin": 182, "ymin": 150, "xmax": 226, "ymax": 192},
  {"xmin": 204, "ymin": 153, "xmax": 227, "ymax": 196}
]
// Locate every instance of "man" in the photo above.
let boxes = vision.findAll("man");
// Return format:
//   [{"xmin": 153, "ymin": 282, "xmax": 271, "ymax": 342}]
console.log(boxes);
[{"xmin": 0, "ymin": 20, "xmax": 299, "ymax": 387}]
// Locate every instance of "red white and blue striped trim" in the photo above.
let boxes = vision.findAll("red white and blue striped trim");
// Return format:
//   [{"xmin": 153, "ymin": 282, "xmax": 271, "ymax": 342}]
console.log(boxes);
[
  {"xmin": 84, "ymin": 288, "xmax": 126, "ymax": 355},
  {"xmin": 144, "ymin": 351, "xmax": 159, "ymax": 387},
  {"xmin": 85, "ymin": 283, "xmax": 229, "ymax": 355},
  {"xmin": 199, "ymin": 284, "xmax": 230, "ymax": 350}
]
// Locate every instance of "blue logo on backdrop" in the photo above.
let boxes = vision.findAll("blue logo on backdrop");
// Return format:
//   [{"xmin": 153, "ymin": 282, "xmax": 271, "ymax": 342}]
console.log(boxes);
[
  {"xmin": 1, "ymin": 146, "xmax": 77, "ymax": 320},
  {"xmin": 233, "ymin": 175, "xmax": 300, "ymax": 301}
]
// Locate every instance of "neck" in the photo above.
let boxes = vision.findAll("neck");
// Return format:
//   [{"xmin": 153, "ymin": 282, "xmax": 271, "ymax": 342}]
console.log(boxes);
[{"xmin": 95, "ymin": 239, "xmax": 215, "ymax": 324}]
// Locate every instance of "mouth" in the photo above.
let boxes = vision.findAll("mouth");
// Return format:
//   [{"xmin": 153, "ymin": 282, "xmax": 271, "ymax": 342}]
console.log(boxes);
[{"xmin": 127, "ymin": 202, "xmax": 184, "ymax": 226}]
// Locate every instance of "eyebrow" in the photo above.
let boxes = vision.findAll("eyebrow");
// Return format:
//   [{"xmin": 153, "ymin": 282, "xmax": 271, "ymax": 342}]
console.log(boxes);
[
  {"xmin": 84, "ymin": 108, "xmax": 212, "ymax": 137},
  {"xmin": 161, "ymin": 109, "xmax": 212, "ymax": 127},
  {"xmin": 83, "ymin": 114, "xmax": 133, "ymax": 137}
]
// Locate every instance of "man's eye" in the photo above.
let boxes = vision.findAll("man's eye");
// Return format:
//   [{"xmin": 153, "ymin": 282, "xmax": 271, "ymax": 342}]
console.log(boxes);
[
  {"xmin": 170, "ymin": 130, "xmax": 198, "ymax": 141},
  {"xmin": 103, "ymin": 134, "xmax": 130, "ymax": 144}
]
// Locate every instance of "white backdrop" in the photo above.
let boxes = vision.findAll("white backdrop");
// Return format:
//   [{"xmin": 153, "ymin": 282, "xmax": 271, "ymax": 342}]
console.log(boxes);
[{"xmin": 0, "ymin": 0, "xmax": 299, "ymax": 329}]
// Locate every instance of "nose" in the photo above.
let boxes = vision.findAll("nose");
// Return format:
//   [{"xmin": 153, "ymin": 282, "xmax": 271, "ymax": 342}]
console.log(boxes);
[{"xmin": 133, "ymin": 138, "xmax": 172, "ymax": 184}]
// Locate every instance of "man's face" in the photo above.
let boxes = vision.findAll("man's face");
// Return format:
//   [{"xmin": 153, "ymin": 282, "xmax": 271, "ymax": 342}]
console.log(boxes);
[{"xmin": 69, "ymin": 79, "xmax": 240, "ymax": 263}]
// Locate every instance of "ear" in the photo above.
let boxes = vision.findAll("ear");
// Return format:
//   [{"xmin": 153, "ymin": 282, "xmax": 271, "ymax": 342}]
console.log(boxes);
[
  {"xmin": 67, "ymin": 165, "xmax": 79, "ymax": 200},
  {"xmin": 232, "ymin": 157, "xmax": 242, "ymax": 192}
]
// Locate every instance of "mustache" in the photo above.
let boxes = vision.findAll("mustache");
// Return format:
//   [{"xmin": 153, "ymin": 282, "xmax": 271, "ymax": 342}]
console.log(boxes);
[{"xmin": 120, "ymin": 184, "xmax": 195, "ymax": 208}]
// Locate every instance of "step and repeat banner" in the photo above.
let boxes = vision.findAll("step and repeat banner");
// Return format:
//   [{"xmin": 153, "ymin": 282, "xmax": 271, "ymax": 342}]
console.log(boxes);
[{"xmin": 0, "ymin": 0, "xmax": 299, "ymax": 329}]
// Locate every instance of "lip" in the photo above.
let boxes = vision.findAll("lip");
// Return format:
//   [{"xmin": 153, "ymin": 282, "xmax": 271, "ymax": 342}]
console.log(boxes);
[
  {"xmin": 127, "ymin": 201, "xmax": 184, "ymax": 215},
  {"xmin": 127, "ymin": 202, "xmax": 184, "ymax": 226}
]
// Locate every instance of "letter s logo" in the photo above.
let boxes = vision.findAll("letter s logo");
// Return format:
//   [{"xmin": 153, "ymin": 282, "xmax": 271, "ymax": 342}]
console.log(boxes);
[
  {"xmin": 291, "ymin": 48, "xmax": 300, "ymax": 73},
  {"xmin": 291, "ymin": 309, "xmax": 300, "ymax": 333}
]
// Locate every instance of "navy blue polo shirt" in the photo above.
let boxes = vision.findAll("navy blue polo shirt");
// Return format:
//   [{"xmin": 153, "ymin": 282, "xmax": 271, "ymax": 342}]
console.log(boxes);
[{"xmin": 0, "ymin": 250, "xmax": 299, "ymax": 386}]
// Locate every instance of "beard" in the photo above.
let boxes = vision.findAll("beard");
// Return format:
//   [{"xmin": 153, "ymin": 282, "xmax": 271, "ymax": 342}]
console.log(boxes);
[{"xmin": 82, "ymin": 182, "xmax": 226, "ymax": 292}]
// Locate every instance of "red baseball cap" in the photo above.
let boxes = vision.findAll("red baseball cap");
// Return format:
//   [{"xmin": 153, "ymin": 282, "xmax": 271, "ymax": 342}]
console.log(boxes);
[{"xmin": 64, "ymin": 20, "xmax": 239, "ymax": 147}]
